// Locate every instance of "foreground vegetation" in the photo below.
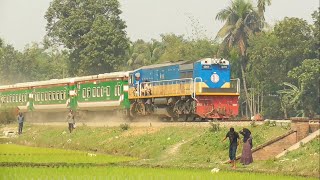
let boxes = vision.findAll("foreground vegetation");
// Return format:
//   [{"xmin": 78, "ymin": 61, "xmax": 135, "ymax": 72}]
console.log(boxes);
[
  {"xmin": 0, "ymin": 166, "xmax": 315, "ymax": 180},
  {"xmin": 0, "ymin": 144, "xmax": 135, "ymax": 164},
  {"xmin": 0, "ymin": 123, "xmax": 319, "ymax": 178}
]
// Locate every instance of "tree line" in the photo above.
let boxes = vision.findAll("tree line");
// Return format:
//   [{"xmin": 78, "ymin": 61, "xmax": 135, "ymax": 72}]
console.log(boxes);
[{"xmin": 0, "ymin": 0, "xmax": 319, "ymax": 119}]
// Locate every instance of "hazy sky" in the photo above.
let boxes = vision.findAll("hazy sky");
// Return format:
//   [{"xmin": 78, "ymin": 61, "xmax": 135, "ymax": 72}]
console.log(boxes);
[{"xmin": 0, "ymin": 0, "xmax": 318, "ymax": 51}]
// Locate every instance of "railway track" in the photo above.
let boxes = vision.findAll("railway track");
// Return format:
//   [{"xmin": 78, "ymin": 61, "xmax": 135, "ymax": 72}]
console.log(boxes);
[{"xmin": 30, "ymin": 120, "xmax": 264, "ymax": 127}]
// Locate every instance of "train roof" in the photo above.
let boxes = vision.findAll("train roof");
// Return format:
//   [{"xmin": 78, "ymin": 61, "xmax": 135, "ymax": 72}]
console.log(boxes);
[
  {"xmin": 0, "ymin": 71, "xmax": 130, "ymax": 90},
  {"xmin": 134, "ymin": 60, "xmax": 191, "ymax": 71}
]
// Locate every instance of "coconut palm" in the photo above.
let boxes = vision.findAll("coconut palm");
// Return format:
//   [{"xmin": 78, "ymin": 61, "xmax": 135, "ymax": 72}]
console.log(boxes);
[
  {"xmin": 215, "ymin": 0, "xmax": 262, "ymax": 116},
  {"xmin": 277, "ymin": 82, "xmax": 303, "ymax": 118},
  {"xmin": 257, "ymin": 0, "xmax": 271, "ymax": 20}
]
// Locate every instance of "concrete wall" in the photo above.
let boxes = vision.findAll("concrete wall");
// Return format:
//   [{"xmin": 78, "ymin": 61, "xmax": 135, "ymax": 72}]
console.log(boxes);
[{"xmin": 252, "ymin": 131, "xmax": 297, "ymax": 160}]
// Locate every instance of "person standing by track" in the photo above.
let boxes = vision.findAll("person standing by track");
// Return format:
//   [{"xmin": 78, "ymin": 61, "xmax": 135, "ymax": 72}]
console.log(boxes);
[
  {"xmin": 66, "ymin": 110, "xmax": 75, "ymax": 133},
  {"xmin": 17, "ymin": 112, "xmax": 24, "ymax": 135},
  {"xmin": 222, "ymin": 127, "xmax": 240, "ymax": 169}
]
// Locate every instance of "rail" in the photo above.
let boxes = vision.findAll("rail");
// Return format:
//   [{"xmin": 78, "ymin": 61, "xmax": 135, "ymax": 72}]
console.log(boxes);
[
  {"xmin": 192, "ymin": 77, "xmax": 203, "ymax": 99},
  {"xmin": 230, "ymin": 78, "xmax": 240, "ymax": 93}
]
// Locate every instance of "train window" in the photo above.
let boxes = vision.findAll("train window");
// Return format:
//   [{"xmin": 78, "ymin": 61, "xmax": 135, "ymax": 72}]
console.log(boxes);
[
  {"xmin": 100, "ymin": 87, "xmax": 103, "ymax": 97},
  {"xmin": 87, "ymin": 88, "xmax": 91, "ymax": 98},
  {"xmin": 114, "ymin": 86, "xmax": 118, "ymax": 96},
  {"xmin": 106, "ymin": 86, "xmax": 110, "ymax": 96},
  {"xmin": 52, "ymin": 91, "xmax": 56, "ymax": 100},
  {"xmin": 12, "ymin": 95, "xmax": 15, "ymax": 102},
  {"xmin": 40, "ymin": 93, "xmax": 44, "ymax": 101},
  {"xmin": 82, "ymin": 88, "xmax": 86, "ymax": 98},
  {"xmin": 93, "ymin": 87, "xmax": 96, "ymax": 97},
  {"xmin": 49, "ymin": 91, "xmax": 52, "ymax": 100},
  {"xmin": 44, "ymin": 92, "xmax": 47, "ymax": 101},
  {"xmin": 64, "ymin": 91, "xmax": 66, "ymax": 100},
  {"xmin": 61, "ymin": 91, "xmax": 64, "ymax": 100},
  {"xmin": 117, "ymin": 85, "xmax": 121, "ymax": 96},
  {"xmin": 57, "ymin": 91, "xmax": 60, "ymax": 100},
  {"xmin": 97, "ymin": 87, "xmax": 101, "ymax": 97}
]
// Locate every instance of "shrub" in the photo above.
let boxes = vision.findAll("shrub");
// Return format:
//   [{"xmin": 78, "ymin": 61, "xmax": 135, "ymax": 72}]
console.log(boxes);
[
  {"xmin": 0, "ymin": 108, "xmax": 16, "ymax": 124},
  {"xmin": 250, "ymin": 120, "xmax": 258, "ymax": 127},
  {"xmin": 209, "ymin": 120, "xmax": 220, "ymax": 132},
  {"xmin": 120, "ymin": 123, "xmax": 130, "ymax": 131}
]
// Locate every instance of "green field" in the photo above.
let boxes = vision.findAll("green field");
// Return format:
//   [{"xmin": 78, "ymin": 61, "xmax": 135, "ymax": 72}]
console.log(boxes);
[
  {"xmin": 0, "ymin": 144, "xmax": 135, "ymax": 164},
  {"xmin": 0, "ymin": 166, "xmax": 315, "ymax": 180},
  {"xmin": 0, "ymin": 124, "xmax": 319, "ymax": 178}
]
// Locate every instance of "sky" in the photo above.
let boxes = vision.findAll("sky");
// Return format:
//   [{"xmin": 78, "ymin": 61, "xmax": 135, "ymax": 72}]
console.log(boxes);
[{"xmin": 0, "ymin": 0, "xmax": 318, "ymax": 51}]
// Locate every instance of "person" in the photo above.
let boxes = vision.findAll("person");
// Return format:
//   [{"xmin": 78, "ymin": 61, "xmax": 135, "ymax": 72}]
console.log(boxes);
[
  {"xmin": 239, "ymin": 128, "xmax": 253, "ymax": 165},
  {"xmin": 222, "ymin": 127, "xmax": 240, "ymax": 169},
  {"xmin": 17, "ymin": 112, "xmax": 24, "ymax": 135},
  {"xmin": 66, "ymin": 110, "xmax": 75, "ymax": 133}
]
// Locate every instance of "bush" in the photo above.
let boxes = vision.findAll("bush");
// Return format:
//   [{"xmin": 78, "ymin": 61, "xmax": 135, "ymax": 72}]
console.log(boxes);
[
  {"xmin": 120, "ymin": 123, "xmax": 130, "ymax": 131},
  {"xmin": 0, "ymin": 108, "xmax": 16, "ymax": 124},
  {"xmin": 209, "ymin": 120, "xmax": 220, "ymax": 132},
  {"xmin": 250, "ymin": 120, "xmax": 257, "ymax": 127}
]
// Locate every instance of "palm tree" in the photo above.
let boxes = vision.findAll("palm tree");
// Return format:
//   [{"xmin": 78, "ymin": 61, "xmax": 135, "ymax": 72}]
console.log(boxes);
[
  {"xmin": 277, "ymin": 82, "xmax": 303, "ymax": 118},
  {"xmin": 257, "ymin": 0, "xmax": 271, "ymax": 20},
  {"xmin": 215, "ymin": 0, "xmax": 262, "ymax": 117}
]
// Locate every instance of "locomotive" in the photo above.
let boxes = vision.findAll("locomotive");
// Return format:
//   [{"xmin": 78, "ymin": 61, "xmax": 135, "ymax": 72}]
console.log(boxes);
[
  {"xmin": 0, "ymin": 58, "xmax": 239, "ymax": 121},
  {"xmin": 128, "ymin": 58, "xmax": 240, "ymax": 120}
]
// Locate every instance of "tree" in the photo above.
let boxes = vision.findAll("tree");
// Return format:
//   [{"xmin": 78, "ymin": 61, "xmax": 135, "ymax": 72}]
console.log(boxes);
[
  {"xmin": 215, "ymin": 0, "xmax": 264, "ymax": 117},
  {"xmin": 45, "ymin": 0, "xmax": 129, "ymax": 76},
  {"xmin": 273, "ymin": 18, "xmax": 314, "ymax": 72},
  {"xmin": 257, "ymin": 0, "xmax": 271, "ymax": 21}
]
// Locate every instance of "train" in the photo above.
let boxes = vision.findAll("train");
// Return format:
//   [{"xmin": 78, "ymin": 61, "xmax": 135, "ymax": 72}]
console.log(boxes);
[{"xmin": 0, "ymin": 58, "xmax": 240, "ymax": 121}]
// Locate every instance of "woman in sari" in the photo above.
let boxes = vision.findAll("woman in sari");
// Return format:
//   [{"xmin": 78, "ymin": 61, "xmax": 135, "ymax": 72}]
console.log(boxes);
[{"xmin": 240, "ymin": 128, "xmax": 253, "ymax": 165}]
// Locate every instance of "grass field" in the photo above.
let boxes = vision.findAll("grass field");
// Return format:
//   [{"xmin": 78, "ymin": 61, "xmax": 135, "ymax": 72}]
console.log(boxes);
[
  {"xmin": 0, "ymin": 166, "xmax": 316, "ymax": 180},
  {"xmin": 0, "ymin": 144, "xmax": 135, "ymax": 164},
  {"xmin": 1, "ymin": 123, "xmax": 318, "ymax": 178}
]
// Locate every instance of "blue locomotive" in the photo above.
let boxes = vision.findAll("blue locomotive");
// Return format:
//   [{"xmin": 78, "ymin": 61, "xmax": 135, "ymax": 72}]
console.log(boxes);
[{"xmin": 128, "ymin": 58, "xmax": 240, "ymax": 120}]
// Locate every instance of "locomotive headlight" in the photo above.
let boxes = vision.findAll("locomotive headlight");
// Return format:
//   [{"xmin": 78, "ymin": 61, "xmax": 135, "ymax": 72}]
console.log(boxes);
[{"xmin": 211, "ymin": 73, "xmax": 220, "ymax": 83}]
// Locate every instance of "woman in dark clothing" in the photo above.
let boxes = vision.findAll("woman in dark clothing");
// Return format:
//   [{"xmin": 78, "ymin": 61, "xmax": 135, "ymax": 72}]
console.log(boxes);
[{"xmin": 240, "ymin": 128, "xmax": 253, "ymax": 165}]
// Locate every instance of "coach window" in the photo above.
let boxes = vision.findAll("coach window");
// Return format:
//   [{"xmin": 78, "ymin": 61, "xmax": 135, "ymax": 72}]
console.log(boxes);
[
  {"xmin": 106, "ymin": 86, "xmax": 110, "ymax": 96},
  {"xmin": 100, "ymin": 87, "xmax": 104, "ymax": 97},
  {"xmin": 64, "ymin": 91, "xmax": 66, "ymax": 100},
  {"xmin": 56, "ymin": 91, "xmax": 60, "ymax": 100},
  {"xmin": 97, "ymin": 87, "xmax": 101, "ymax": 97},
  {"xmin": 117, "ymin": 85, "xmax": 121, "ymax": 96},
  {"xmin": 40, "ymin": 93, "xmax": 44, "ymax": 101},
  {"xmin": 48, "ymin": 91, "xmax": 51, "ymax": 100},
  {"xmin": 87, "ymin": 88, "xmax": 91, "ymax": 98},
  {"xmin": 93, "ymin": 87, "xmax": 96, "ymax": 97},
  {"xmin": 44, "ymin": 92, "xmax": 47, "ymax": 101},
  {"xmin": 12, "ymin": 95, "xmax": 15, "ymax": 102},
  {"xmin": 52, "ymin": 91, "xmax": 56, "ymax": 100},
  {"xmin": 61, "ymin": 91, "xmax": 64, "ymax": 100},
  {"xmin": 18, "ymin": 94, "xmax": 21, "ymax": 102},
  {"xmin": 82, "ymin": 88, "xmax": 86, "ymax": 98}
]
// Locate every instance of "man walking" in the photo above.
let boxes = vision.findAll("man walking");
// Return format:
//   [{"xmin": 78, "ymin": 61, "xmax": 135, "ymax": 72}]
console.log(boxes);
[
  {"xmin": 17, "ymin": 112, "xmax": 24, "ymax": 135},
  {"xmin": 222, "ymin": 127, "xmax": 240, "ymax": 169}
]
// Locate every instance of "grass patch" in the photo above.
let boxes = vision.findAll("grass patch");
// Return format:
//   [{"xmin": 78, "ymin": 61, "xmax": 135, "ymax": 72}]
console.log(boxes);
[
  {"xmin": 0, "ymin": 166, "xmax": 315, "ymax": 180},
  {"xmin": 0, "ymin": 144, "xmax": 135, "ymax": 164}
]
